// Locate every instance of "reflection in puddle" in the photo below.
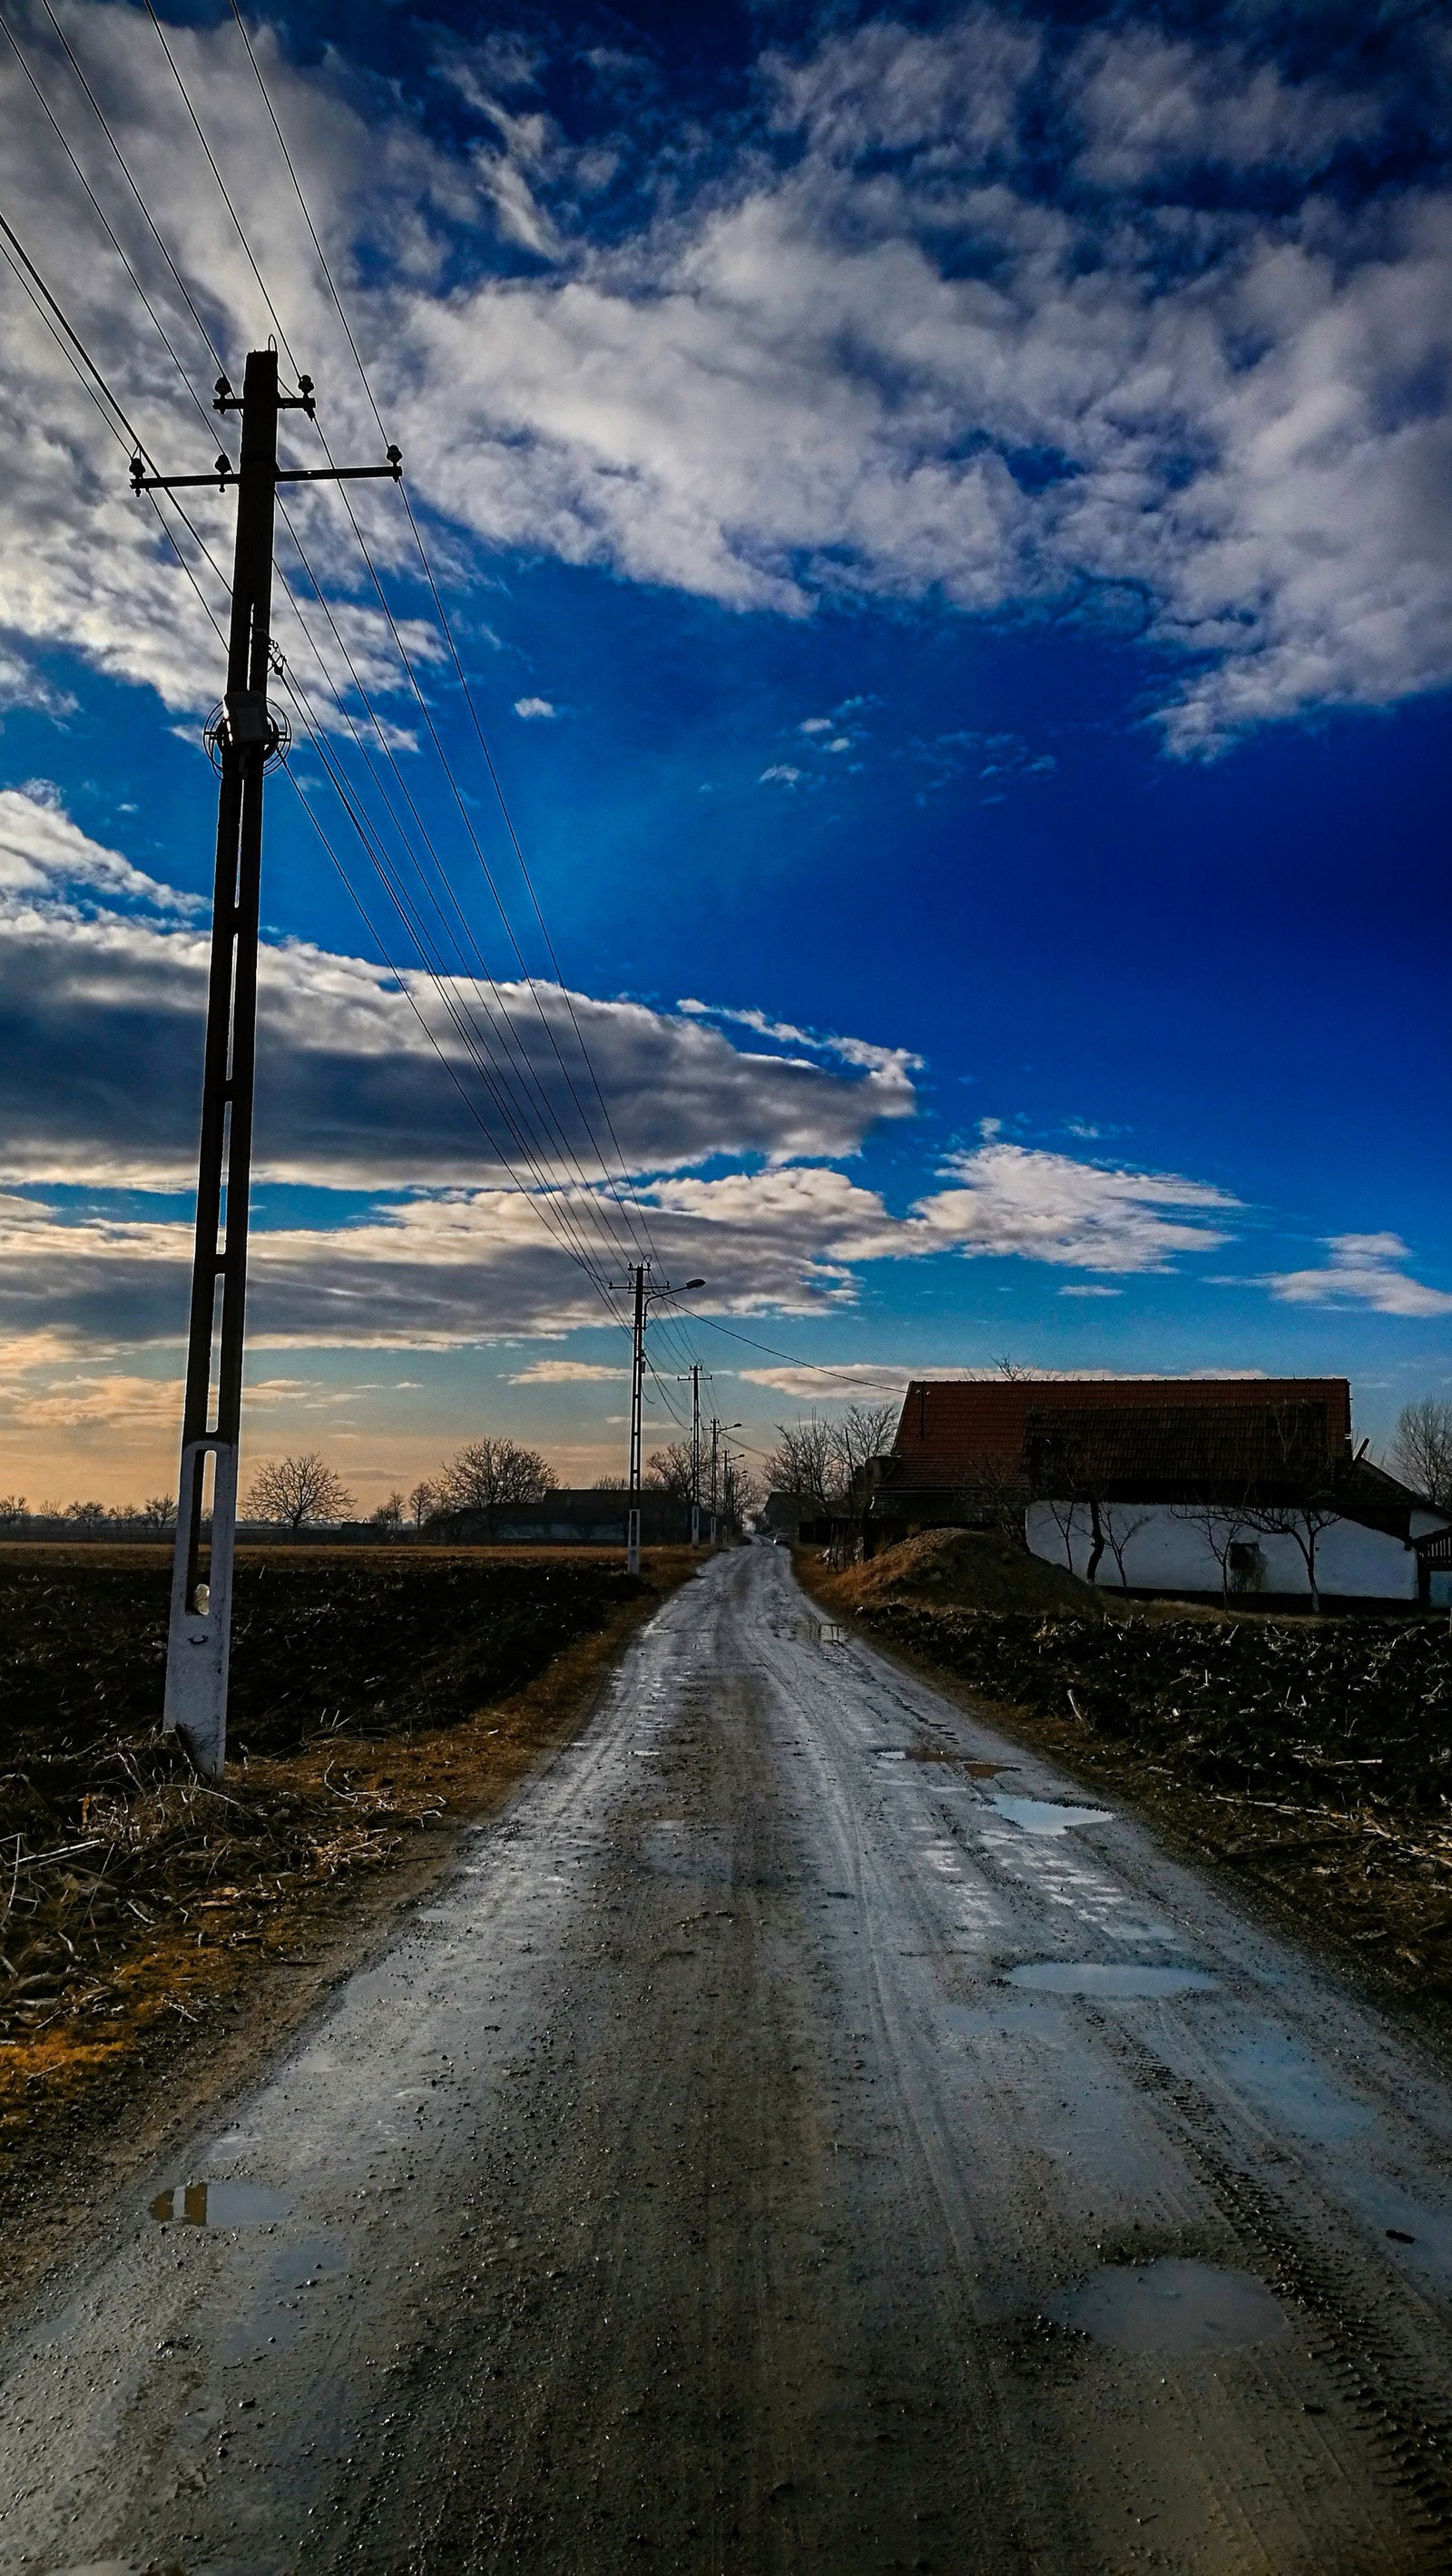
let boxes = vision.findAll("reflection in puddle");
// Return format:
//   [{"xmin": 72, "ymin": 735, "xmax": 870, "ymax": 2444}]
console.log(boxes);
[
  {"xmin": 987, "ymin": 1794, "xmax": 1114, "ymax": 1836},
  {"xmin": 1008, "ymin": 1962, "xmax": 1218, "ymax": 1997},
  {"xmin": 151, "ymin": 2181, "xmax": 290, "ymax": 2226},
  {"xmin": 1062, "ymin": 2258, "xmax": 1288, "ymax": 2355}
]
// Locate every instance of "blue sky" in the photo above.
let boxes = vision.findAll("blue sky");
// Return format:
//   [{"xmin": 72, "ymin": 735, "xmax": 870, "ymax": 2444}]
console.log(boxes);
[{"xmin": 0, "ymin": 0, "xmax": 1449, "ymax": 1505}]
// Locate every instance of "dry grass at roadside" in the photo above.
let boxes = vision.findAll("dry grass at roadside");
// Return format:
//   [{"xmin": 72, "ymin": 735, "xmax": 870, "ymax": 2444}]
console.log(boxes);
[
  {"xmin": 0, "ymin": 1546, "xmax": 695, "ymax": 2310},
  {"xmin": 799, "ymin": 1541, "xmax": 1452, "ymax": 2043}
]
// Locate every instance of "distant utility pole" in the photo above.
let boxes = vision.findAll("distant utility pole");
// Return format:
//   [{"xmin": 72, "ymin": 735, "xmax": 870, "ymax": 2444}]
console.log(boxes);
[
  {"xmin": 691, "ymin": 1364, "xmax": 701, "ymax": 1547},
  {"xmin": 132, "ymin": 348, "xmax": 400, "ymax": 1782},
  {"xmin": 613, "ymin": 1263, "xmax": 705, "ymax": 1575},
  {"xmin": 708, "ymin": 1417, "xmax": 742, "ymax": 1543}
]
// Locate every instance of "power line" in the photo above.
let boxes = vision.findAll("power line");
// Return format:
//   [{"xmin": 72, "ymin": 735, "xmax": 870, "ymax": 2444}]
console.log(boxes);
[
  {"xmin": 214, "ymin": 1, "xmax": 685, "ymax": 1317},
  {"xmin": 7, "ymin": 44, "xmax": 702, "ymax": 1392},
  {"xmin": 141, "ymin": 0, "xmax": 297, "ymax": 371},
  {"xmin": 33, "ymin": 0, "xmax": 225, "ymax": 374},
  {"xmin": 0, "ymin": 9, "xmax": 218, "ymax": 445},
  {"xmin": 38, "ymin": 0, "xmax": 652, "ymax": 1311},
  {"xmin": 677, "ymin": 1310, "xmax": 915, "ymax": 1399},
  {"xmin": 0, "ymin": 197, "xmax": 148, "ymax": 457}
]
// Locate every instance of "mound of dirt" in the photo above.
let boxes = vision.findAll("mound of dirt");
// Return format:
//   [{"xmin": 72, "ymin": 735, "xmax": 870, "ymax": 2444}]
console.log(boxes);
[{"xmin": 830, "ymin": 1526, "xmax": 1107, "ymax": 1618}]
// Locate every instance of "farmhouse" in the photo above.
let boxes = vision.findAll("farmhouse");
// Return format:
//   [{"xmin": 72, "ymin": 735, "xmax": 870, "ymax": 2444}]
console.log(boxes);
[{"xmin": 866, "ymin": 1376, "xmax": 1451, "ymax": 1609}]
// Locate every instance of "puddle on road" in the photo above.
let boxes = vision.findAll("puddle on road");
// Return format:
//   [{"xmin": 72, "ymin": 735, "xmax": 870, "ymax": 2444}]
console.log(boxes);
[
  {"xmin": 151, "ymin": 2181, "xmax": 290, "ymax": 2226},
  {"xmin": 1062, "ymin": 2258, "xmax": 1289, "ymax": 2356},
  {"xmin": 986, "ymin": 1795, "xmax": 1114, "ymax": 1835},
  {"xmin": 1008, "ymin": 1962, "xmax": 1219, "ymax": 1997}
]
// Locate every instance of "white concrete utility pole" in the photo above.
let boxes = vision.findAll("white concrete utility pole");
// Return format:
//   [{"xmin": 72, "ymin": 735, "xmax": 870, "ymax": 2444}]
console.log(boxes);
[{"xmin": 133, "ymin": 352, "xmax": 401, "ymax": 1781}]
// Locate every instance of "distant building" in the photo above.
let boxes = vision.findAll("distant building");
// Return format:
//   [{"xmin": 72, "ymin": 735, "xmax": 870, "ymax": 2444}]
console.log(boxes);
[
  {"xmin": 427, "ymin": 1489, "xmax": 693, "ymax": 1547},
  {"xmin": 864, "ymin": 1377, "xmax": 1451, "ymax": 1608}
]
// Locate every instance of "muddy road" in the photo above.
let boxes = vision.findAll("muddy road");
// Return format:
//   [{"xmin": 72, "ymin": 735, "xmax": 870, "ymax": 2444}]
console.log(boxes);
[{"xmin": 4, "ymin": 1545, "xmax": 1452, "ymax": 2573}]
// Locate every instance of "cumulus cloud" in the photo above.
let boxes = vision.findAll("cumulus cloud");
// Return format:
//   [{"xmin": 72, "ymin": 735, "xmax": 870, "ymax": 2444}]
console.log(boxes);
[
  {"xmin": 1266, "ymin": 1233, "xmax": 1452, "ymax": 1317},
  {"xmin": 507, "ymin": 1358, "xmax": 620, "ymax": 1382},
  {"xmin": 880, "ymin": 1144, "xmax": 1240, "ymax": 1273},
  {"xmin": 0, "ymin": 804, "xmax": 916, "ymax": 1189},
  {"xmin": 514, "ymin": 696, "xmax": 556, "ymax": 718},
  {"xmin": 0, "ymin": 1135, "xmax": 1243, "ymax": 1363},
  {"xmin": 1, "ymin": 5, "xmax": 1448, "ymax": 750}
]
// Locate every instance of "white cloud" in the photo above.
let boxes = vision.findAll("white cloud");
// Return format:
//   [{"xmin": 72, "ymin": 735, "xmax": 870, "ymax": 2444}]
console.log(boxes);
[
  {"xmin": 0, "ymin": 788, "xmax": 201, "ymax": 914},
  {"xmin": 889, "ymin": 1144, "xmax": 1239, "ymax": 1273},
  {"xmin": 1058, "ymin": 1284, "xmax": 1123, "ymax": 1298},
  {"xmin": 506, "ymin": 1358, "xmax": 621, "ymax": 1383},
  {"xmin": 759, "ymin": 764, "xmax": 802, "ymax": 786},
  {"xmin": 799, "ymin": 716, "xmax": 832, "ymax": 734},
  {"xmin": 0, "ymin": 805, "xmax": 915, "ymax": 1190},
  {"xmin": 1266, "ymin": 1234, "xmax": 1452, "ymax": 1317},
  {"xmin": 514, "ymin": 695, "xmax": 556, "ymax": 718},
  {"xmin": 0, "ymin": 7, "xmax": 1444, "ymax": 751}
]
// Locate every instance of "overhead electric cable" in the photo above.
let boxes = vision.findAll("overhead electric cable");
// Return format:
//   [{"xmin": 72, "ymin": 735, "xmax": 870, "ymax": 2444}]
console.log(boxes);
[
  {"xmin": 141, "ymin": 0, "xmax": 298, "ymax": 370},
  {"xmin": 32, "ymin": 0, "xmax": 226, "ymax": 373},
  {"xmin": 9, "ymin": 54, "xmax": 692, "ymax": 1380},
  {"xmin": 271, "ymin": 497, "xmax": 650, "ymax": 1293},
  {"xmin": 215, "ymin": 2, "xmax": 683, "ymax": 1304},
  {"xmin": 4, "ymin": 193, "xmax": 643, "ymax": 1374},
  {"xmin": 0, "ymin": 198, "xmax": 148, "ymax": 455},
  {"xmin": 0, "ymin": 11, "xmax": 220, "ymax": 445},
  {"xmin": 677, "ymin": 1310, "xmax": 915, "ymax": 1398}
]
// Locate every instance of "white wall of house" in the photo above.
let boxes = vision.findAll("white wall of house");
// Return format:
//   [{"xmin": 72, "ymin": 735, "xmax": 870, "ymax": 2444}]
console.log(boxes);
[{"xmin": 1025, "ymin": 1501, "xmax": 1420, "ymax": 1601}]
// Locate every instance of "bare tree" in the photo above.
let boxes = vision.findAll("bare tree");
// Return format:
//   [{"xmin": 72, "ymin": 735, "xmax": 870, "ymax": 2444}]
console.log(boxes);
[
  {"xmin": 64, "ymin": 1499, "xmax": 110, "ymax": 1533},
  {"xmin": 1039, "ymin": 1494, "xmax": 1084, "ymax": 1572},
  {"xmin": 0, "ymin": 1494, "xmax": 25, "ymax": 1526},
  {"xmin": 247, "ymin": 1453, "xmax": 356, "ymax": 1530},
  {"xmin": 136, "ymin": 1494, "xmax": 175, "ymax": 1532},
  {"xmin": 1171, "ymin": 1503, "xmax": 1254, "ymax": 1608},
  {"xmin": 830, "ymin": 1402, "xmax": 898, "ymax": 1489},
  {"xmin": 643, "ymin": 1442, "xmax": 695, "ymax": 1500},
  {"xmin": 720, "ymin": 1448, "xmax": 764, "ymax": 1532},
  {"xmin": 408, "ymin": 1480, "xmax": 437, "ymax": 1530},
  {"xmin": 1388, "ymin": 1397, "xmax": 1452, "ymax": 1509},
  {"xmin": 370, "ymin": 1491, "xmax": 405, "ymax": 1528},
  {"xmin": 1099, "ymin": 1503, "xmax": 1152, "ymax": 1590},
  {"xmin": 1239, "ymin": 1403, "xmax": 1341, "ymax": 1612},
  {"xmin": 436, "ymin": 1437, "xmax": 557, "ymax": 1535},
  {"xmin": 1241, "ymin": 1496, "xmax": 1339, "ymax": 1612},
  {"xmin": 765, "ymin": 1419, "xmax": 839, "ymax": 1520},
  {"xmin": 593, "ymin": 1475, "xmax": 628, "ymax": 1491}
]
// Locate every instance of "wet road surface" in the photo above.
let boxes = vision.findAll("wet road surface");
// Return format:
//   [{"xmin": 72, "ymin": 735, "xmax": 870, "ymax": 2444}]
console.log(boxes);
[{"xmin": 4, "ymin": 1544, "xmax": 1452, "ymax": 2572}]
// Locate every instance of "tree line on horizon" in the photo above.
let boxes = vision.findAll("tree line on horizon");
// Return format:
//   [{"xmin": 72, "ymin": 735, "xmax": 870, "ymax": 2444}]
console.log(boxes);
[{"xmin": 5, "ymin": 1396, "xmax": 1447, "ymax": 1536}]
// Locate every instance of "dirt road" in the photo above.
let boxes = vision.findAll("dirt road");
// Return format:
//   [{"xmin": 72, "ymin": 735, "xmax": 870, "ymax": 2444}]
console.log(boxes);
[{"xmin": 4, "ymin": 1545, "xmax": 1452, "ymax": 2573}]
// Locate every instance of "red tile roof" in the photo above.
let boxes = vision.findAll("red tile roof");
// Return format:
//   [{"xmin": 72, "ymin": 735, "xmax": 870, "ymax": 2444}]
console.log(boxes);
[{"xmin": 888, "ymin": 1376, "xmax": 1351, "ymax": 1491}]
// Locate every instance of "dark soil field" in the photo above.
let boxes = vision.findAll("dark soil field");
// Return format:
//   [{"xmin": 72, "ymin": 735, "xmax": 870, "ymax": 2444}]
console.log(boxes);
[
  {"xmin": 0, "ymin": 1543, "xmax": 695, "ymax": 2311},
  {"xmin": 801, "ymin": 1534, "xmax": 1452, "ymax": 2042}
]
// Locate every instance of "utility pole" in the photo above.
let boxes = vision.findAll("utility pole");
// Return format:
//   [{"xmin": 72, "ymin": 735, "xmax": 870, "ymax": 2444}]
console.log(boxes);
[
  {"xmin": 709, "ymin": 1417, "xmax": 743, "ymax": 1544},
  {"xmin": 626, "ymin": 1263, "xmax": 646, "ymax": 1577},
  {"xmin": 132, "ymin": 349, "xmax": 400, "ymax": 1781},
  {"xmin": 690, "ymin": 1364, "xmax": 701, "ymax": 1547},
  {"xmin": 612, "ymin": 1264, "xmax": 705, "ymax": 1576}
]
